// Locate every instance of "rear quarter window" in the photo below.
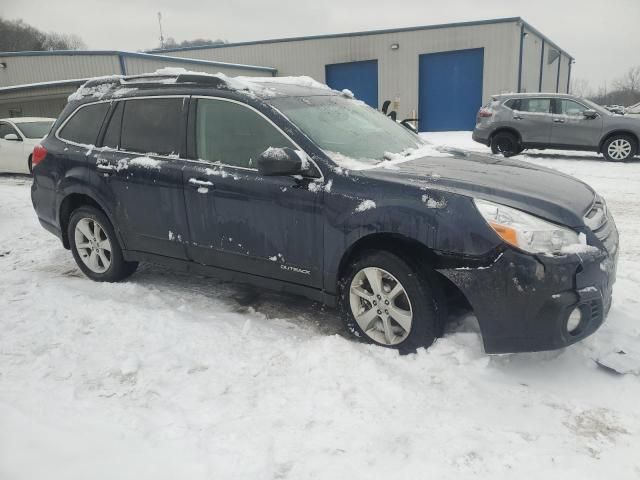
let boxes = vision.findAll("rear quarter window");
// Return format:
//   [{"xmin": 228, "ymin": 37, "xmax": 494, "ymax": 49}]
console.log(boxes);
[{"xmin": 58, "ymin": 103, "xmax": 110, "ymax": 146}]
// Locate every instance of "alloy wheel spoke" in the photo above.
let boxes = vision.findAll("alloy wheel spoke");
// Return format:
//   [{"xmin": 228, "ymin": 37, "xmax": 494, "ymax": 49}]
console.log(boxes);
[
  {"xmin": 77, "ymin": 220, "xmax": 94, "ymax": 241},
  {"xmin": 387, "ymin": 283, "xmax": 404, "ymax": 300},
  {"xmin": 76, "ymin": 242, "xmax": 92, "ymax": 250},
  {"xmin": 98, "ymin": 239, "xmax": 111, "ymax": 251},
  {"xmin": 88, "ymin": 250, "xmax": 100, "ymax": 270},
  {"xmin": 93, "ymin": 221, "xmax": 101, "ymax": 240},
  {"xmin": 351, "ymin": 284, "xmax": 374, "ymax": 301},
  {"xmin": 388, "ymin": 305, "xmax": 412, "ymax": 333},
  {"xmin": 363, "ymin": 268, "xmax": 383, "ymax": 295},
  {"xmin": 98, "ymin": 250, "xmax": 110, "ymax": 269},
  {"xmin": 381, "ymin": 316, "xmax": 395, "ymax": 344},
  {"xmin": 355, "ymin": 307, "xmax": 380, "ymax": 332}
]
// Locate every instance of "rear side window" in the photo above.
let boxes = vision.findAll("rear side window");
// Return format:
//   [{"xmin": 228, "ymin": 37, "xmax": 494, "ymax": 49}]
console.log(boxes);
[
  {"xmin": 120, "ymin": 98, "xmax": 183, "ymax": 156},
  {"xmin": 514, "ymin": 98, "xmax": 551, "ymax": 114},
  {"xmin": 58, "ymin": 103, "xmax": 109, "ymax": 145},
  {"xmin": 196, "ymin": 99, "xmax": 294, "ymax": 168}
]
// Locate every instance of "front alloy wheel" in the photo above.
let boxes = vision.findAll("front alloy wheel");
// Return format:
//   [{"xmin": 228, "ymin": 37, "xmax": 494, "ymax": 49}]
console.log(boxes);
[
  {"xmin": 349, "ymin": 267, "xmax": 413, "ymax": 345},
  {"xmin": 339, "ymin": 250, "xmax": 443, "ymax": 351},
  {"xmin": 606, "ymin": 138, "xmax": 633, "ymax": 161}
]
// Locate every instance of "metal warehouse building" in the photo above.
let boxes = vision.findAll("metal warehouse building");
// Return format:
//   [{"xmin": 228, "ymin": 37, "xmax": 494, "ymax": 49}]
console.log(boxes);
[
  {"xmin": 0, "ymin": 51, "xmax": 275, "ymax": 118},
  {"xmin": 0, "ymin": 17, "xmax": 572, "ymax": 132}
]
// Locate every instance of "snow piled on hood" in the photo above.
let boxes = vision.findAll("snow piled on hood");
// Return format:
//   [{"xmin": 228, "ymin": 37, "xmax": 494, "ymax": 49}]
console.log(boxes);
[{"xmin": 325, "ymin": 143, "xmax": 451, "ymax": 171}]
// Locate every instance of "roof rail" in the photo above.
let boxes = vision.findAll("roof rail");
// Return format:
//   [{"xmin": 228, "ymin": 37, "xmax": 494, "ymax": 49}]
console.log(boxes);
[{"xmin": 69, "ymin": 71, "xmax": 236, "ymax": 101}]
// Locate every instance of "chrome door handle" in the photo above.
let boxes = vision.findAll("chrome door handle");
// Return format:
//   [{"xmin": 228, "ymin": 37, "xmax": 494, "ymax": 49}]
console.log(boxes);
[
  {"xmin": 96, "ymin": 163, "xmax": 115, "ymax": 174},
  {"xmin": 553, "ymin": 118, "xmax": 565, "ymax": 123},
  {"xmin": 188, "ymin": 178, "xmax": 214, "ymax": 188},
  {"xmin": 513, "ymin": 115, "xmax": 523, "ymax": 120}
]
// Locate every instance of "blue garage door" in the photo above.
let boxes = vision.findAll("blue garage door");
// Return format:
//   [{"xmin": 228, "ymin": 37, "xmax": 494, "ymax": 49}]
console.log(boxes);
[
  {"xmin": 325, "ymin": 60, "xmax": 378, "ymax": 108},
  {"xmin": 418, "ymin": 48, "xmax": 484, "ymax": 132}
]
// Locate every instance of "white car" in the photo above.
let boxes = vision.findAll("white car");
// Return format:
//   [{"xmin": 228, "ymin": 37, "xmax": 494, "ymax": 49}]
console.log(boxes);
[
  {"xmin": 0, "ymin": 117, "xmax": 55, "ymax": 174},
  {"xmin": 627, "ymin": 102, "xmax": 640, "ymax": 119}
]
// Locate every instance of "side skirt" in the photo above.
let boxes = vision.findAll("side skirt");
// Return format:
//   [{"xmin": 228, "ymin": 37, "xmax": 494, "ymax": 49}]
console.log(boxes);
[{"xmin": 123, "ymin": 250, "xmax": 337, "ymax": 307}]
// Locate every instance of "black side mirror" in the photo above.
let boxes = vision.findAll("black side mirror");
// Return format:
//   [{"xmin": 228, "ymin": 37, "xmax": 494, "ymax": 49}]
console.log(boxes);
[
  {"xmin": 257, "ymin": 147, "xmax": 304, "ymax": 176},
  {"xmin": 583, "ymin": 109, "xmax": 598, "ymax": 119}
]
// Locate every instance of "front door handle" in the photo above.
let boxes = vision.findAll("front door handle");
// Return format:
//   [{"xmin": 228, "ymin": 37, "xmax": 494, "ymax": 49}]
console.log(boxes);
[
  {"xmin": 188, "ymin": 178, "xmax": 214, "ymax": 188},
  {"xmin": 553, "ymin": 118, "xmax": 565, "ymax": 123},
  {"xmin": 513, "ymin": 115, "xmax": 523, "ymax": 120}
]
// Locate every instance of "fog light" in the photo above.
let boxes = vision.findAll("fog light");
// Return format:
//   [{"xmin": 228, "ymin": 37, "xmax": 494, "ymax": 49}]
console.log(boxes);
[{"xmin": 566, "ymin": 308, "xmax": 582, "ymax": 334}]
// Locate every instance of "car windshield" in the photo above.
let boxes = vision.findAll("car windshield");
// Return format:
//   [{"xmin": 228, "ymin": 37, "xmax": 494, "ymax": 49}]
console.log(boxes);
[
  {"xmin": 268, "ymin": 95, "xmax": 422, "ymax": 163},
  {"xmin": 16, "ymin": 121, "xmax": 54, "ymax": 139}
]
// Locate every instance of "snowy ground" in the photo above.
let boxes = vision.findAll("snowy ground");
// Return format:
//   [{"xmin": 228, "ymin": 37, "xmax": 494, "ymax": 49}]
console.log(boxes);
[{"xmin": 1, "ymin": 132, "xmax": 640, "ymax": 479}]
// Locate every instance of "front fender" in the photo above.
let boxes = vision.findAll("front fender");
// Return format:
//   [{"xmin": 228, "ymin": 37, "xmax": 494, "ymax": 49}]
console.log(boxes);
[{"xmin": 323, "ymin": 173, "xmax": 500, "ymax": 293}]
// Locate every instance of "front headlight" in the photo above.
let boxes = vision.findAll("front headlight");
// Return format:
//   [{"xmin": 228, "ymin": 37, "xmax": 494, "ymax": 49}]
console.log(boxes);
[{"xmin": 474, "ymin": 199, "xmax": 581, "ymax": 255}]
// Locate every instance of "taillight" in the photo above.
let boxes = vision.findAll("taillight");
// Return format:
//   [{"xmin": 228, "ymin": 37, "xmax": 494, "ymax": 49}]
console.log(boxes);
[
  {"xmin": 32, "ymin": 144, "xmax": 48, "ymax": 168},
  {"xmin": 478, "ymin": 108, "xmax": 493, "ymax": 118}
]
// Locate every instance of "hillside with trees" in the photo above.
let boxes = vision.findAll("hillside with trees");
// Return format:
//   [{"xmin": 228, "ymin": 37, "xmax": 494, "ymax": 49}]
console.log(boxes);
[{"xmin": 0, "ymin": 17, "xmax": 86, "ymax": 52}]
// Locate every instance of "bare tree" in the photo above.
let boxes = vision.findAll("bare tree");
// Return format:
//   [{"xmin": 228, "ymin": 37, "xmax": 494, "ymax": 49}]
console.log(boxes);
[
  {"xmin": 614, "ymin": 66, "xmax": 640, "ymax": 93},
  {"xmin": 0, "ymin": 17, "xmax": 86, "ymax": 52},
  {"xmin": 570, "ymin": 78, "xmax": 591, "ymax": 98}
]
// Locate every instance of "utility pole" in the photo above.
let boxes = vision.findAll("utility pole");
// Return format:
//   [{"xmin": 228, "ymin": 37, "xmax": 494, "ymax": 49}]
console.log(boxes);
[{"xmin": 158, "ymin": 12, "xmax": 165, "ymax": 49}]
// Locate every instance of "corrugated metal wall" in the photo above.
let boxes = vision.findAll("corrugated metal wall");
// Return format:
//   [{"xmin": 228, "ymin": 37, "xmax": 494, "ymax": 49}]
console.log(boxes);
[
  {"xmin": 0, "ymin": 55, "xmax": 121, "ymax": 87},
  {"xmin": 0, "ymin": 85, "xmax": 74, "ymax": 117},
  {"xmin": 160, "ymin": 22, "xmax": 522, "ymax": 119},
  {"xmin": 122, "ymin": 56, "xmax": 271, "ymax": 78},
  {"xmin": 0, "ymin": 53, "xmax": 272, "ymax": 89},
  {"xmin": 521, "ymin": 27, "xmax": 571, "ymax": 94}
]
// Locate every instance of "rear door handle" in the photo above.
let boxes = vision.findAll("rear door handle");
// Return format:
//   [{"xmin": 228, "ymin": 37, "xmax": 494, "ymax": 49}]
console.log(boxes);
[
  {"xmin": 553, "ymin": 118, "xmax": 565, "ymax": 123},
  {"xmin": 188, "ymin": 178, "xmax": 214, "ymax": 188},
  {"xmin": 513, "ymin": 115, "xmax": 523, "ymax": 120},
  {"xmin": 96, "ymin": 162, "xmax": 116, "ymax": 175}
]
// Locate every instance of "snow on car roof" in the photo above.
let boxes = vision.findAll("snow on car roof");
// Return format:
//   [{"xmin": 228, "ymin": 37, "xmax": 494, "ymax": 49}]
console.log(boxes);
[{"xmin": 67, "ymin": 68, "xmax": 339, "ymax": 102}]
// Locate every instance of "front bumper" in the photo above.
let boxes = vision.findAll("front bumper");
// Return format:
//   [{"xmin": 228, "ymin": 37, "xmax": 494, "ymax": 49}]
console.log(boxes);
[{"xmin": 438, "ymin": 243, "xmax": 618, "ymax": 354}]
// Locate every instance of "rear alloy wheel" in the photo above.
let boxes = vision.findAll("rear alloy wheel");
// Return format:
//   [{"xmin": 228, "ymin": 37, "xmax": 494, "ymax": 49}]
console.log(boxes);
[
  {"xmin": 491, "ymin": 132, "xmax": 521, "ymax": 157},
  {"xmin": 68, "ymin": 206, "xmax": 138, "ymax": 282},
  {"xmin": 603, "ymin": 135, "xmax": 637, "ymax": 162},
  {"xmin": 338, "ymin": 251, "xmax": 443, "ymax": 352}
]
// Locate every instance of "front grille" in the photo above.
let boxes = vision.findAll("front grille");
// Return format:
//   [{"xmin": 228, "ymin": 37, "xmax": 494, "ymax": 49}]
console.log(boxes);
[{"xmin": 584, "ymin": 198, "xmax": 618, "ymax": 256}]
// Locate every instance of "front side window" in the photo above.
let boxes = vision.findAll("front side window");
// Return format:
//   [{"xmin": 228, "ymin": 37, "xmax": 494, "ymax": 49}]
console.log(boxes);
[
  {"xmin": 518, "ymin": 98, "xmax": 552, "ymax": 114},
  {"xmin": 16, "ymin": 121, "xmax": 54, "ymax": 139},
  {"xmin": 120, "ymin": 98, "xmax": 183, "ymax": 156},
  {"xmin": 559, "ymin": 100, "xmax": 588, "ymax": 116},
  {"xmin": 58, "ymin": 103, "xmax": 110, "ymax": 146},
  {"xmin": 269, "ymin": 95, "xmax": 421, "ymax": 163},
  {"xmin": 196, "ymin": 99, "xmax": 294, "ymax": 168},
  {"xmin": 0, "ymin": 123, "xmax": 19, "ymax": 139}
]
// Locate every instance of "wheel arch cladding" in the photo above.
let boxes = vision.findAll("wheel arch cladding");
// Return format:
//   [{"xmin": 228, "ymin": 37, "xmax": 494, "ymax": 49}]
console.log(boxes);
[
  {"xmin": 491, "ymin": 127, "xmax": 522, "ymax": 143},
  {"xmin": 335, "ymin": 232, "xmax": 473, "ymax": 318},
  {"xmin": 59, "ymin": 193, "xmax": 110, "ymax": 249}
]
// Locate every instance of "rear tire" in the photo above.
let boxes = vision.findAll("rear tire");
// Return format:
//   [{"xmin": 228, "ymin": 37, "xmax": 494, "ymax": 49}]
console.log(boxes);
[
  {"xmin": 491, "ymin": 132, "xmax": 521, "ymax": 157},
  {"xmin": 338, "ymin": 250, "xmax": 443, "ymax": 353},
  {"xmin": 602, "ymin": 134, "xmax": 637, "ymax": 162},
  {"xmin": 68, "ymin": 206, "xmax": 138, "ymax": 282}
]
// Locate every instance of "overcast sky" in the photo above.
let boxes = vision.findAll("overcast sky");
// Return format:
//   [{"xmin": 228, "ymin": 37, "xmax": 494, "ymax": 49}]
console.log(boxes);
[{"xmin": 2, "ymin": 0, "xmax": 638, "ymax": 89}]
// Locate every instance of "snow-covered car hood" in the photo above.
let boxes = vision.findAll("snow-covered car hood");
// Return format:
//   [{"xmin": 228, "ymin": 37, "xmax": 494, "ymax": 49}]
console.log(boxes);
[{"xmin": 360, "ymin": 150, "xmax": 596, "ymax": 228}]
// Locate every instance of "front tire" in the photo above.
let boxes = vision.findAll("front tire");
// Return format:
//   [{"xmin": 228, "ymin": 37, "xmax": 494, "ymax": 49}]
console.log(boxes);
[
  {"xmin": 68, "ymin": 206, "xmax": 138, "ymax": 282},
  {"xmin": 491, "ymin": 132, "xmax": 521, "ymax": 157},
  {"xmin": 602, "ymin": 135, "xmax": 637, "ymax": 162},
  {"xmin": 338, "ymin": 250, "xmax": 443, "ymax": 352}
]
